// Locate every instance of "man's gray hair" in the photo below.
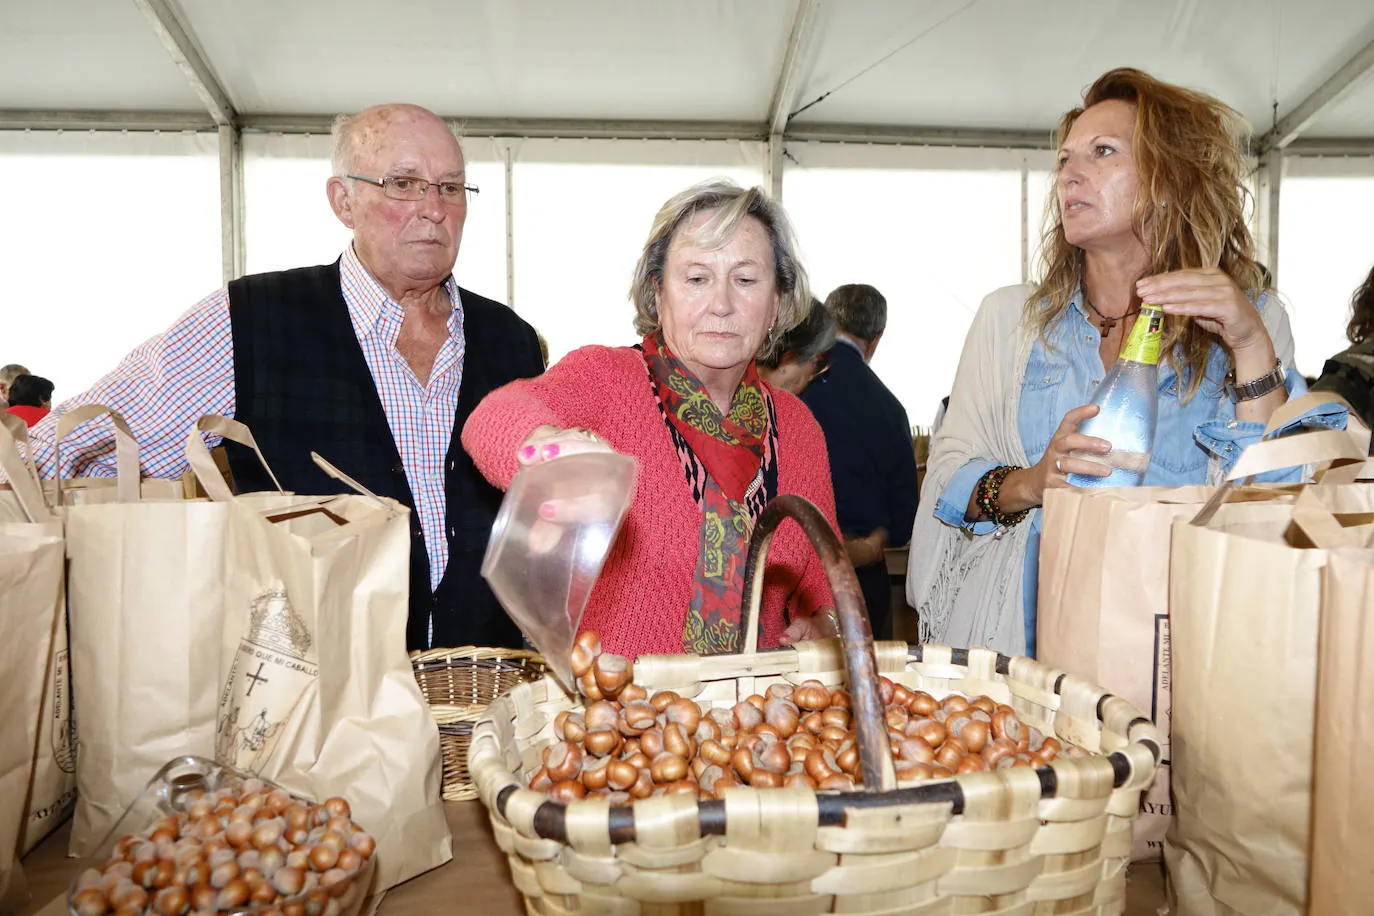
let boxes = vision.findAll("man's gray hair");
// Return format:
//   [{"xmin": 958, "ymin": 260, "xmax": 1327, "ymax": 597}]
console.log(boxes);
[
  {"xmin": 0, "ymin": 364, "xmax": 30, "ymax": 387},
  {"xmin": 825, "ymin": 284, "xmax": 887, "ymax": 341}
]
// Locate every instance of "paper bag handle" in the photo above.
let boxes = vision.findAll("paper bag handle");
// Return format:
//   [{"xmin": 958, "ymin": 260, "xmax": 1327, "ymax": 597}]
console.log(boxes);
[
  {"xmin": 1192, "ymin": 393, "xmax": 1367, "ymax": 526},
  {"xmin": 55, "ymin": 405, "xmax": 141, "ymax": 504},
  {"xmin": 185, "ymin": 415, "xmax": 283, "ymax": 502},
  {"xmin": 309, "ymin": 451, "xmax": 383, "ymax": 501},
  {"xmin": 1289, "ymin": 486, "xmax": 1374, "ymax": 549},
  {"xmin": 0, "ymin": 415, "xmax": 55, "ymax": 523}
]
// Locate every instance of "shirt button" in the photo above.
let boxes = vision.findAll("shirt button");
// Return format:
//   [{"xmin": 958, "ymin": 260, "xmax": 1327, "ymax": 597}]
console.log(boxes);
[
  {"xmin": 448, "ymin": 459, "xmax": 456, "ymax": 472},
  {"xmin": 447, "ymin": 526, "xmax": 457, "ymax": 539},
  {"xmin": 1225, "ymin": 444, "xmax": 1234, "ymax": 453},
  {"xmin": 1091, "ymin": 379, "xmax": 1101, "ymax": 386},
  {"xmin": 1085, "ymin": 335, "xmax": 1093, "ymax": 342},
  {"xmin": 1042, "ymin": 376, "xmax": 1052, "ymax": 383}
]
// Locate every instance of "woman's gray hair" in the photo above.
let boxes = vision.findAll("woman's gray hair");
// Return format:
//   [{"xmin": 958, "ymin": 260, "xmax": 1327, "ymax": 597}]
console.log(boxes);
[{"xmin": 629, "ymin": 179, "xmax": 812, "ymax": 356}]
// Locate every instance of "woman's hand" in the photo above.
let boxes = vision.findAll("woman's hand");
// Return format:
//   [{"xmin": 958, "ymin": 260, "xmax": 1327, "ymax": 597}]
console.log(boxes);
[
  {"xmin": 1136, "ymin": 267, "xmax": 1285, "ymax": 423},
  {"xmin": 994, "ymin": 405, "xmax": 1111, "ymax": 515},
  {"xmin": 778, "ymin": 608, "xmax": 839, "ymax": 646},
  {"xmin": 1135, "ymin": 268, "xmax": 1274, "ymax": 360},
  {"xmin": 517, "ymin": 425, "xmax": 615, "ymax": 467}
]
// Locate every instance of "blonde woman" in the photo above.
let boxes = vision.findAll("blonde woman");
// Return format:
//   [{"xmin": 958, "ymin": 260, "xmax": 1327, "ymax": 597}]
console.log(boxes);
[
  {"xmin": 464, "ymin": 180, "xmax": 840, "ymax": 657},
  {"xmin": 909, "ymin": 68, "xmax": 1340, "ymax": 657}
]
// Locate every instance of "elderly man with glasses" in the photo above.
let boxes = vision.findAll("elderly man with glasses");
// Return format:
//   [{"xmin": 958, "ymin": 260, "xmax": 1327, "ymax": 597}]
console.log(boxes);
[{"xmin": 24, "ymin": 103, "xmax": 544, "ymax": 651}]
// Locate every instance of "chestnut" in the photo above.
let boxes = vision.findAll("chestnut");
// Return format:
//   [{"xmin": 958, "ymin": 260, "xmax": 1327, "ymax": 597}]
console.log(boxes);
[
  {"xmin": 991, "ymin": 709, "xmax": 1022, "ymax": 744},
  {"xmin": 570, "ymin": 631, "xmax": 601, "ymax": 678},
  {"xmin": 820, "ymin": 707, "xmax": 850, "ymax": 730},
  {"xmin": 748, "ymin": 769, "xmax": 785, "ymax": 789},
  {"xmin": 763, "ymin": 698, "xmax": 800, "ymax": 738},
  {"xmin": 592, "ymin": 652, "xmax": 632, "ymax": 697},
  {"xmin": 699, "ymin": 739, "xmax": 732, "ymax": 767},
  {"xmin": 650, "ymin": 752, "xmax": 688, "ymax": 784},
  {"xmin": 662, "ymin": 722, "xmax": 695, "ymax": 759},
  {"xmin": 619, "ymin": 701, "xmax": 657, "ymax": 736},
  {"xmin": 581, "ymin": 757, "xmax": 612, "ymax": 791},
  {"xmin": 957, "ymin": 719, "xmax": 991, "ymax": 754},
  {"xmin": 898, "ymin": 737, "xmax": 936, "ymax": 764},
  {"xmin": 877, "ymin": 677, "xmax": 896, "ymax": 705},
  {"xmin": 583, "ymin": 728, "xmax": 620, "ymax": 758},
  {"xmin": 732, "ymin": 700, "xmax": 763, "ymax": 732},
  {"xmin": 663, "ymin": 698, "xmax": 703, "ymax": 734},
  {"xmin": 629, "ymin": 769, "xmax": 655, "ymax": 799},
  {"xmin": 649, "ymin": 690, "xmax": 680, "ymax": 712},
  {"xmin": 548, "ymin": 780, "xmax": 588, "ymax": 804},
  {"xmin": 576, "ymin": 670, "xmax": 604, "ymax": 701},
  {"xmin": 606, "ymin": 760, "xmax": 638, "ymax": 792},
  {"xmin": 543, "ymin": 741, "xmax": 584, "ymax": 782},
  {"xmin": 792, "ymin": 684, "xmax": 829, "ymax": 711},
  {"xmin": 766, "ymin": 683, "xmax": 794, "ymax": 700},
  {"xmin": 638, "ymin": 728, "xmax": 665, "ymax": 759},
  {"xmin": 618, "ymin": 683, "xmax": 648, "ymax": 704},
  {"xmin": 72, "ymin": 889, "xmax": 108, "ymax": 916}
]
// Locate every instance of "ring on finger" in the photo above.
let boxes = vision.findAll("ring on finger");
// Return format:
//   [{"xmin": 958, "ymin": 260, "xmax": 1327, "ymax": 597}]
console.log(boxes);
[{"xmin": 1055, "ymin": 457, "xmax": 1063, "ymax": 473}]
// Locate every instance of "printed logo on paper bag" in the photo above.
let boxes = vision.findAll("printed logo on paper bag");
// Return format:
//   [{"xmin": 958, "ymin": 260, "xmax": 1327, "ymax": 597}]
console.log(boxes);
[
  {"xmin": 51, "ymin": 644, "xmax": 76, "ymax": 773},
  {"xmin": 1151, "ymin": 613, "xmax": 1171, "ymax": 767},
  {"xmin": 216, "ymin": 587, "xmax": 317, "ymax": 771}
]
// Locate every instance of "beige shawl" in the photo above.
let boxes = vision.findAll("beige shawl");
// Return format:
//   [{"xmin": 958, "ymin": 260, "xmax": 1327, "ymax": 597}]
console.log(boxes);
[{"xmin": 908, "ymin": 285, "xmax": 1035, "ymax": 656}]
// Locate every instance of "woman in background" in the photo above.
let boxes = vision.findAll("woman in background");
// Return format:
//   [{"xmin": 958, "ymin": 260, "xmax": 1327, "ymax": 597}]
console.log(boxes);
[
  {"xmin": 909, "ymin": 67, "xmax": 1337, "ymax": 657},
  {"xmin": 4, "ymin": 374, "xmax": 54, "ymax": 427},
  {"xmin": 1312, "ymin": 262, "xmax": 1374, "ymax": 446},
  {"xmin": 757, "ymin": 297, "xmax": 836, "ymax": 395}
]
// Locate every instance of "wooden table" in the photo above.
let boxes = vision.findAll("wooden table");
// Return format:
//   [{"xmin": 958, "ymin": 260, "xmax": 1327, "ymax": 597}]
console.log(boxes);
[{"xmin": 19, "ymin": 801, "xmax": 1165, "ymax": 915}]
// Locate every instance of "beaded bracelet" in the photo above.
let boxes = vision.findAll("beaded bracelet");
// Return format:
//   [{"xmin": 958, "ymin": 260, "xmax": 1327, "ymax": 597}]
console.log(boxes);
[{"xmin": 975, "ymin": 465, "xmax": 1031, "ymax": 528}]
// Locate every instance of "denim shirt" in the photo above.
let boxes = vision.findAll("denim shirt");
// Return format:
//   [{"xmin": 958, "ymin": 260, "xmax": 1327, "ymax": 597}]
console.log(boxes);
[{"xmin": 934, "ymin": 288, "xmax": 1342, "ymax": 655}]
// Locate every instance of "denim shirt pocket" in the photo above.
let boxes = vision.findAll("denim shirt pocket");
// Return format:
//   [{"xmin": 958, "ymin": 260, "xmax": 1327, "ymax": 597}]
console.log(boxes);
[
  {"xmin": 1153, "ymin": 363, "xmax": 1228, "ymax": 477},
  {"xmin": 1020, "ymin": 355, "xmax": 1068, "ymax": 461}
]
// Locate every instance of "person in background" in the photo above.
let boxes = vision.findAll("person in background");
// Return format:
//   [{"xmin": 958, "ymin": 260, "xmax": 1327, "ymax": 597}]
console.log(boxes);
[
  {"xmin": 757, "ymin": 297, "xmax": 837, "ymax": 395},
  {"xmin": 1313, "ymin": 262, "xmax": 1374, "ymax": 449},
  {"xmin": 21, "ymin": 103, "xmax": 544, "ymax": 651},
  {"xmin": 910, "ymin": 67, "xmax": 1342, "ymax": 658},
  {"xmin": 0, "ymin": 364, "xmax": 30, "ymax": 410},
  {"xmin": 4, "ymin": 374, "xmax": 54, "ymax": 427},
  {"xmin": 464, "ymin": 180, "xmax": 840, "ymax": 657},
  {"xmin": 801, "ymin": 284, "xmax": 919, "ymax": 640}
]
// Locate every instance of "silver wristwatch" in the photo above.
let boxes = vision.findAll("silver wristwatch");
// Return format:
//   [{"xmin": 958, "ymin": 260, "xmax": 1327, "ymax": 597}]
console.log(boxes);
[{"xmin": 1226, "ymin": 359, "xmax": 1285, "ymax": 402}]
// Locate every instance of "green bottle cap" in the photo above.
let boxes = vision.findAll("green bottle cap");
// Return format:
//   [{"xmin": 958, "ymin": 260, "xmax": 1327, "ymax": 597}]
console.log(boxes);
[{"xmin": 1120, "ymin": 304, "xmax": 1164, "ymax": 365}]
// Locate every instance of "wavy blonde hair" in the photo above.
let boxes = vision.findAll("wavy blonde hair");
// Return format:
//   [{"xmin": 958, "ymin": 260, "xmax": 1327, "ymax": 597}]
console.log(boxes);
[{"xmin": 1032, "ymin": 68, "xmax": 1267, "ymax": 399}]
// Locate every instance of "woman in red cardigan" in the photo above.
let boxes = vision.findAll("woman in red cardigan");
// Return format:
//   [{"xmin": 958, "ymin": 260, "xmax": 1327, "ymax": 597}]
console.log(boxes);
[{"xmin": 463, "ymin": 180, "xmax": 841, "ymax": 657}]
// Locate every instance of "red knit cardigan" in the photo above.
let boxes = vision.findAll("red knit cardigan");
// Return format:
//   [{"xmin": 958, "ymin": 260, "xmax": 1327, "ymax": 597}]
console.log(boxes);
[{"xmin": 462, "ymin": 345, "xmax": 839, "ymax": 657}]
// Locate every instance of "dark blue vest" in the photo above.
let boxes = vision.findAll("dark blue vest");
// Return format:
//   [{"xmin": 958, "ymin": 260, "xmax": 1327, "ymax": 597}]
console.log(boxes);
[{"xmin": 225, "ymin": 261, "xmax": 543, "ymax": 650}]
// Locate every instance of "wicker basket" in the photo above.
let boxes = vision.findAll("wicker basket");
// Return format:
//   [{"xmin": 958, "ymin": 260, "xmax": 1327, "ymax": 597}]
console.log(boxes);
[
  {"xmin": 411, "ymin": 646, "xmax": 549, "ymax": 801},
  {"xmin": 469, "ymin": 497, "xmax": 1161, "ymax": 914}
]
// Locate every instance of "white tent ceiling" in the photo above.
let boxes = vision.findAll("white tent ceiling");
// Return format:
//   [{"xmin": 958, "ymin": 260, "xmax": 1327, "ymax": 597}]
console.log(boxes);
[{"xmin": 4, "ymin": 0, "xmax": 1373, "ymax": 152}]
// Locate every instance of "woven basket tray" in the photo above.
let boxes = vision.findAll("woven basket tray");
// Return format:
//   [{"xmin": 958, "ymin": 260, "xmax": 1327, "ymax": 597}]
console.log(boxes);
[
  {"xmin": 411, "ymin": 646, "xmax": 549, "ymax": 801},
  {"xmin": 469, "ymin": 496, "xmax": 1161, "ymax": 914}
]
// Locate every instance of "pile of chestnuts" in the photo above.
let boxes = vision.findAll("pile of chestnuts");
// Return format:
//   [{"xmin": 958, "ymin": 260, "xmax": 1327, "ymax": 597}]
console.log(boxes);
[
  {"xmin": 526, "ymin": 631, "xmax": 1091, "ymax": 804},
  {"xmin": 68, "ymin": 779, "xmax": 376, "ymax": 916}
]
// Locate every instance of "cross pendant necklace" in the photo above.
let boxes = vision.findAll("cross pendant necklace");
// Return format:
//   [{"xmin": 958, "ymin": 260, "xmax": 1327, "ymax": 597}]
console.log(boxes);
[{"xmin": 1083, "ymin": 298, "xmax": 1139, "ymax": 335}]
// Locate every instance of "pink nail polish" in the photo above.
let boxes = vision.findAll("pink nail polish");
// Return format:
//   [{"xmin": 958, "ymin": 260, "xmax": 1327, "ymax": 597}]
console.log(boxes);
[
  {"xmin": 520, "ymin": 445, "xmax": 536, "ymax": 460},
  {"xmin": 543, "ymin": 443, "xmax": 560, "ymax": 458},
  {"xmin": 538, "ymin": 503, "xmax": 556, "ymax": 519}
]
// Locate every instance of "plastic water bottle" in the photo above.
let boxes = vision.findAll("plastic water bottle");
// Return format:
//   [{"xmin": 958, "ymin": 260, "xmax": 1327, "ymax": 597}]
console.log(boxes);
[{"xmin": 1066, "ymin": 304, "xmax": 1163, "ymax": 488}]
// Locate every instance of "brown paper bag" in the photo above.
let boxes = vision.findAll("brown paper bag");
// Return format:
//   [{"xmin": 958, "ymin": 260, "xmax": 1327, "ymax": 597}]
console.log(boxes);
[
  {"xmin": 13, "ymin": 406, "xmax": 189, "ymax": 858},
  {"xmin": 0, "ymin": 417, "xmax": 64, "ymax": 913},
  {"xmin": 1166, "ymin": 477, "xmax": 1374, "ymax": 916},
  {"xmin": 1040, "ymin": 484, "xmax": 1218, "ymax": 861},
  {"xmin": 64, "ymin": 412, "xmax": 288, "ymax": 856},
  {"xmin": 1309, "ymin": 551, "xmax": 1374, "ymax": 914},
  {"xmin": 211, "ymin": 451, "xmax": 451, "ymax": 890}
]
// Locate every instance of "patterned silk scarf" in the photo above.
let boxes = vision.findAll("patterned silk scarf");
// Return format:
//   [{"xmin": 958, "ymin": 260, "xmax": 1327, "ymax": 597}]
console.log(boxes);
[{"xmin": 642, "ymin": 332, "xmax": 776, "ymax": 654}]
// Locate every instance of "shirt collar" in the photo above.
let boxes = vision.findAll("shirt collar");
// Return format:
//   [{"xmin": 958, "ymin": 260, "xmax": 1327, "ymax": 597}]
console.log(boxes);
[
  {"xmin": 340, "ymin": 244, "xmax": 461, "ymax": 336},
  {"xmin": 835, "ymin": 335, "xmax": 865, "ymax": 357}
]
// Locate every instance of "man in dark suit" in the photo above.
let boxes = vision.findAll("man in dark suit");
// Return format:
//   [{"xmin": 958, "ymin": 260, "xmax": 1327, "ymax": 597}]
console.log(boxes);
[
  {"xmin": 801, "ymin": 284, "xmax": 919, "ymax": 639},
  {"xmin": 25, "ymin": 104, "xmax": 543, "ymax": 650}
]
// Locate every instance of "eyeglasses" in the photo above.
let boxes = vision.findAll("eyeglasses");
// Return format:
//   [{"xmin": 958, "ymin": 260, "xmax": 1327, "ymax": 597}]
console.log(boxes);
[
  {"xmin": 347, "ymin": 174, "xmax": 479, "ymax": 205},
  {"xmin": 810, "ymin": 352, "xmax": 831, "ymax": 380}
]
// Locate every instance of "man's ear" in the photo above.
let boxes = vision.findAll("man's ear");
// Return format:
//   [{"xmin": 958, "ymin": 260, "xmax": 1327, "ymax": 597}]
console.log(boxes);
[
  {"xmin": 865, "ymin": 331, "xmax": 884, "ymax": 362},
  {"xmin": 327, "ymin": 177, "xmax": 355, "ymax": 229}
]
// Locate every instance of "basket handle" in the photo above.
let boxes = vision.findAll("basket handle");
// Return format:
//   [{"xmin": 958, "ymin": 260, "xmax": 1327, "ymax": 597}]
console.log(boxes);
[{"xmin": 739, "ymin": 494, "xmax": 897, "ymax": 792}]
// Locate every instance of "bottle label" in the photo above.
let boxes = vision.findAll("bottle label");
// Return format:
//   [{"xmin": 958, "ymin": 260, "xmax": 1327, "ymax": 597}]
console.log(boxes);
[{"xmin": 1120, "ymin": 305, "xmax": 1164, "ymax": 365}]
